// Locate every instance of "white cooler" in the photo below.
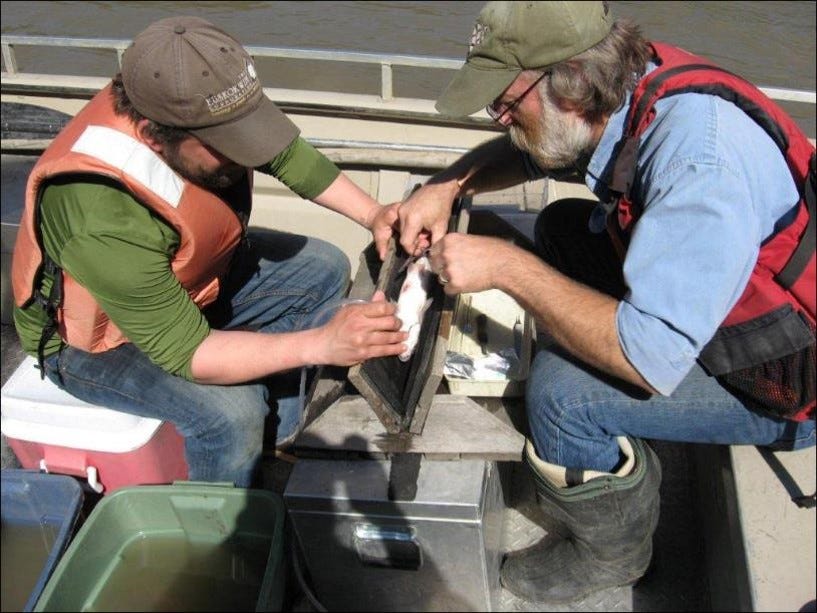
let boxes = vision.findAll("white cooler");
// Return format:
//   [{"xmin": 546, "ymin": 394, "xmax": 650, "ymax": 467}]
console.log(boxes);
[{"xmin": 1, "ymin": 356, "xmax": 187, "ymax": 493}]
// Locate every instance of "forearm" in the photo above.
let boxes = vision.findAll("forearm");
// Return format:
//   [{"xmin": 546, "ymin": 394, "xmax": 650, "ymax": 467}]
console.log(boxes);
[
  {"xmin": 189, "ymin": 296, "xmax": 407, "ymax": 384},
  {"xmin": 313, "ymin": 172, "xmax": 381, "ymax": 229},
  {"xmin": 189, "ymin": 328, "xmax": 322, "ymax": 384},
  {"xmin": 397, "ymin": 135, "xmax": 532, "ymax": 253},
  {"xmin": 497, "ymin": 246, "xmax": 657, "ymax": 394},
  {"xmin": 431, "ymin": 134, "xmax": 531, "ymax": 197}
]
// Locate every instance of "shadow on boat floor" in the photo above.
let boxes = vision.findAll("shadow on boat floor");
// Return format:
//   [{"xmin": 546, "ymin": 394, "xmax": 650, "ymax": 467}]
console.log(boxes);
[{"xmin": 0, "ymin": 323, "xmax": 710, "ymax": 611}]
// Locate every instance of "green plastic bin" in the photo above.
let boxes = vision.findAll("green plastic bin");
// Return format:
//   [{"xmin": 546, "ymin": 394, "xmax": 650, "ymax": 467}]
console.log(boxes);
[{"xmin": 33, "ymin": 481, "xmax": 285, "ymax": 612}]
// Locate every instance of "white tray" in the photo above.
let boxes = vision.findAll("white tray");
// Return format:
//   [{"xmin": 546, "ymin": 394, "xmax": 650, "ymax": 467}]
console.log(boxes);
[{"xmin": 445, "ymin": 289, "xmax": 534, "ymax": 397}]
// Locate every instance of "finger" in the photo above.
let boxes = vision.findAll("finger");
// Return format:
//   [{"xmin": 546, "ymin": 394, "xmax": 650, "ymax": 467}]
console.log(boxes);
[
  {"xmin": 400, "ymin": 217, "xmax": 422, "ymax": 253},
  {"xmin": 367, "ymin": 330, "xmax": 409, "ymax": 345},
  {"xmin": 374, "ymin": 233, "xmax": 390, "ymax": 261},
  {"xmin": 364, "ymin": 342, "xmax": 409, "ymax": 360},
  {"xmin": 371, "ymin": 289, "xmax": 387, "ymax": 303},
  {"xmin": 364, "ymin": 314, "xmax": 403, "ymax": 332},
  {"xmin": 415, "ymin": 233, "xmax": 431, "ymax": 255},
  {"xmin": 358, "ymin": 300, "xmax": 397, "ymax": 318},
  {"xmin": 430, "ymin": 220, "xmax": 449, "ymax": 245}
]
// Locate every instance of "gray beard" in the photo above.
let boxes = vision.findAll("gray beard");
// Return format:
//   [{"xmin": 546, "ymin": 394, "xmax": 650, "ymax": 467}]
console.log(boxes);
[{"xmin": 509, "ymin": 93, "xmax": 596, "ymax": 171}]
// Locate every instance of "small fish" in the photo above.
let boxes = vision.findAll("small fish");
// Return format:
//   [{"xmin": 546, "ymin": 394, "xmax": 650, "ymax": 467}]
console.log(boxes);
[{"xmin": 396, "ymin": 255, "xmax": 434, "ymax": 362}]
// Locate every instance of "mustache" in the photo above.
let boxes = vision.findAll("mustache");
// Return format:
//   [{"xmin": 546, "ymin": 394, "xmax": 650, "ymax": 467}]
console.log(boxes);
[{"xmin": 508, "ymin": 106, "xmax": 595, "ymax": 170}]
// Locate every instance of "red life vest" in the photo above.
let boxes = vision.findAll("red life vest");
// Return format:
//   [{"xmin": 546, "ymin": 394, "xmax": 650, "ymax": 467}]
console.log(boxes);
[{"xmin": 606, "ymin": 42, "xmax": 815, "ymax": 421}]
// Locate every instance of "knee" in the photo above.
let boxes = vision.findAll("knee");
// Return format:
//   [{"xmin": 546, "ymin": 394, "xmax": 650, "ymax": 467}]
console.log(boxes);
[
  {"xmin": 526, "ymin": 351, "xmax": 568, "ymax": 433},
  {"xmin": 309, "ymin": 239, "xmax": 351, "ymax": 296},
  {"xmin": 535, "ymin": 199, "xmax": 596, "ymax": 238},
  {"xmin": 203, "ymin": 398, "xmax": 268, "ymax": 446},
  {"xmin": 534, "ymin": 198, "xmax": 597, "ymax": 264},
  {"xmin": 525, "ymin": 350, "xmax": 600, "ymax": 451}
]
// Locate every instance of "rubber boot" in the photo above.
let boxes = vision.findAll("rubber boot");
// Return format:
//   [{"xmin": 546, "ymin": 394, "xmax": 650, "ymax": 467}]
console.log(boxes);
[{"xmin": 500, "ymin": 436, "xmax": 662, "ymax": 603}]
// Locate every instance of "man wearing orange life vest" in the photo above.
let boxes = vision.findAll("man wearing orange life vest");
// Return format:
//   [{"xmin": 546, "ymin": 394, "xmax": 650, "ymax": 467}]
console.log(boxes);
[{"xmin": 11, "ymin": 16, "xmax": 408, "ymax": 488}]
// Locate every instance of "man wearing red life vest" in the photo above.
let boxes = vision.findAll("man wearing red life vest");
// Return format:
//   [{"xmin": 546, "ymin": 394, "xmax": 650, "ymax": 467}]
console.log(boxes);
[
  {"xmin": 12, "ymin": 17, "xmax": 408, "ymax": 489},
  {"xmin": 391, "ymin": 1, "xmax": 816, "ymax": 603}
]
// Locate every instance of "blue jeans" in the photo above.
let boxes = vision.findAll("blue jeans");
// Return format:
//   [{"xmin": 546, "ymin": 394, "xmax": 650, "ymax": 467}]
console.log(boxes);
[
  {"xmin": 43, "ymin": 230, "xmax": 350, "ymax": 487},
  {"xmin": 526, "ymin": 345, "xmax": 815, "ymax": 472},
  {"xmin": 529, "ymin": 200, "xmax": 815, "ymax": 472}
]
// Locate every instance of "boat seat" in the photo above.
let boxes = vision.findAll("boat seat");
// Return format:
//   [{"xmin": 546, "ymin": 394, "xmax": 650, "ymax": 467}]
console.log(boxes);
[
  {"xmin": 0, "ymin": 356, "xmax": 187, "ymax": 493},
  {"xmin": 694, "ymin": 442, "xmax": 816, "ymax": 611}
]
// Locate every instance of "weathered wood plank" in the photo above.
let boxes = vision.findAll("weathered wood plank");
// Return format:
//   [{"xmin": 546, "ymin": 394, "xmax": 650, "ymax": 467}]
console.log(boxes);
[{"xmin": 294, "ymin": 394, "xmax": 526, "ymax": 461}]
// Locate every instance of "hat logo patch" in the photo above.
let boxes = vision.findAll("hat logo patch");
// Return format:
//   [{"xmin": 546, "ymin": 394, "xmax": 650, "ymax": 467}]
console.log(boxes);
[
  {"xmin": 204, "ymin": 60, "xmax": 259, "ymax": 116},
  {"xmin": 468, "ymin": 22, "xmax": 490, "ymax": 53}
]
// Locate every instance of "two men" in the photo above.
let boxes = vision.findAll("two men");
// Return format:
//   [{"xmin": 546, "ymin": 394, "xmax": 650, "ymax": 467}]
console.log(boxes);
[{"xmin": 11, "ymin": 3, "xmax": 815, "ymax": 605}]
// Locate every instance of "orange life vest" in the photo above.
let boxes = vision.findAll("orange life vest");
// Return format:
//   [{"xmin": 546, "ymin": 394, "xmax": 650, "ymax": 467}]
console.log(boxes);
[{"xmin": 12, "ymin": 84, "xmax": 248, "ymax": 354}]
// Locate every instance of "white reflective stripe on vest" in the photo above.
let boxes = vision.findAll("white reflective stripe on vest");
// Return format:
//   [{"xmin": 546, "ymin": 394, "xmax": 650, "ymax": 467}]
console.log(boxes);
[{"xmin": 70, "ymin": 125, "xmax": 185, "ymax": 208}]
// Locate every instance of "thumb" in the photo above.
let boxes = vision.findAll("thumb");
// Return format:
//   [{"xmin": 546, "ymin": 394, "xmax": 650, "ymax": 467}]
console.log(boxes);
[
  {"xmin": 375, "ymin": 234, "xmax": 390, "ymax": 261},
  {"xmin": 430, "ymin": 220, "xmax": 449, "ymax": 245},
  {"xmin": 371, "ymin": 289, "xmax": 387, "ymax": 303}
]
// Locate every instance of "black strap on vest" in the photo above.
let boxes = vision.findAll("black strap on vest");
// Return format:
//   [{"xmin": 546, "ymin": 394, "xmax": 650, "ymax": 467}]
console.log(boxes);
[
  {"xmin": 630, "ymin": 63, "xmax": 789, "ymax": 150},
  {"xmin": 611, "ymin": 63, "xmax": 815, "ymax": 294},
  {"xmin": 34, "ymin": 255, "xmax": 64, "ymax": 379},
  {"xmin": 757, "ymin": 446, "xmax": 816, "ymax": 509},
  {"xmin": 776, "ymin": 152, "xmax": 817, "ymax": 290}
]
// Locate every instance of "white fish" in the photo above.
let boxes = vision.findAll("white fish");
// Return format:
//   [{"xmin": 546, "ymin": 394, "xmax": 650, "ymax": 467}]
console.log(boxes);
[{"xmin": 396, "ymin": 255, "xmax": 434, "ymax": 362}]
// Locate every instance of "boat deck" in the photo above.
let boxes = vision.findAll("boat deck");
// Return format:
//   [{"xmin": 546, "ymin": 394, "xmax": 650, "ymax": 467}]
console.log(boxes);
[
  {"xmin": 2, "ymin": 33, "xmax": 814, "ymax": 610},
  {"xmin": 1, "ymin": 322, "xmax": 711, "ymax": 612}
]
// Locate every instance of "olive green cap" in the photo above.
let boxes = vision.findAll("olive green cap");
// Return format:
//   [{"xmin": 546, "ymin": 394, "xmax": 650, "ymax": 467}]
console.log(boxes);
[{"xmin": 436, "ymin": 1, "xmax": 613, "ymax": 117}]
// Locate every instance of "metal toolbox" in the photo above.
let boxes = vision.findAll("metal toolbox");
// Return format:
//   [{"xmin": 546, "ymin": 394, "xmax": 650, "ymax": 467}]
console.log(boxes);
[{"xmin": 284, "ymin": 457, "xmax": 504, "ymax": 612}]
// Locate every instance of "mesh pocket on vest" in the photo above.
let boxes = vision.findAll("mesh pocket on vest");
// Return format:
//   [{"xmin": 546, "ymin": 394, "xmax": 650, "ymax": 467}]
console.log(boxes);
[
  {"xmin": 716, "ymin": 334, "xmax": 815, "ymax": 420},
  {"xmin": 699, "ymin": 305, "xmax": 815, "ymax": 421}
]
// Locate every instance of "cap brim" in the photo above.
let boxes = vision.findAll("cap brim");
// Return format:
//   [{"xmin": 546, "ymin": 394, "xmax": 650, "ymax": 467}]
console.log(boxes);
[
  {"xmin": 435, "ymin": 62, "xmax": 520, "ymax": 117},
  {"xmin": 191, "ymin": 95, "xmax": 300, "ymax": 168}
]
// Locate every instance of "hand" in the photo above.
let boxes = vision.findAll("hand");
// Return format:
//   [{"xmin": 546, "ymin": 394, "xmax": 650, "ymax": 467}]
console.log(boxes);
[
  {"xmin": 428, "ymin": 234, "xmax": 512, "ymax": 295},
  {"xmin": 367, "ymin": 202, "xmax": 401, "ymax": 260},
  {"xmin": 397, "ymin": 182, "xmax": 457, "ymax": 256},
  {"xmin": 316, "ymin": 290, "xmax": 407, "ymax": 365}
]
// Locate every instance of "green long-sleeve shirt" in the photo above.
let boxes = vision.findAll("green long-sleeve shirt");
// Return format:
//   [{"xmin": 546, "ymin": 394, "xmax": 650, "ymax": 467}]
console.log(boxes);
[{"xmin": 14, "ymin": 136, "xmax": 340, "ymax": 380}]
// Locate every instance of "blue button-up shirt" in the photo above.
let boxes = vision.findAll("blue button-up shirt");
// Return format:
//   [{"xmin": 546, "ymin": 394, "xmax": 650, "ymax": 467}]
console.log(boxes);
[{"xmin": 536, "ymin": 68, "xmax": 800, "ymax": 395}]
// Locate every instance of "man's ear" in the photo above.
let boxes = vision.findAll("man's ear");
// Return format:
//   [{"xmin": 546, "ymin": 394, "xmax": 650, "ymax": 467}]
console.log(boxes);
[{"xmin": 136, "ymin": 119, "xmax": 163, "ymax": 154}]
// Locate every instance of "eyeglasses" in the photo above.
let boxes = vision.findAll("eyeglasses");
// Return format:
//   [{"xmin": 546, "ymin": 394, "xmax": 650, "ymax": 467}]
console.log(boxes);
[{"xmin": 485, "ymin": 71, "xmax": 549, "ymax": 123}]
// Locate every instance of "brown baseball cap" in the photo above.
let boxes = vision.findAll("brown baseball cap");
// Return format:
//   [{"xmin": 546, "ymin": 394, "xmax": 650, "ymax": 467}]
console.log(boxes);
[
  {"xmin": 437, "ymin": 1, "xmax": 614, "ymax": 117},
  {"xmin": 122, "ymin": 16, "xmax": 299, "ymax": 167}
]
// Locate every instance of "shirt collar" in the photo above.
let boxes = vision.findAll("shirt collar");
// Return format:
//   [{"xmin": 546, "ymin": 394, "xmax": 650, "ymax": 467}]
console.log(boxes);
[{"xmin": 585, "ymin": 61, "xmax": 659, "ymax": 200}]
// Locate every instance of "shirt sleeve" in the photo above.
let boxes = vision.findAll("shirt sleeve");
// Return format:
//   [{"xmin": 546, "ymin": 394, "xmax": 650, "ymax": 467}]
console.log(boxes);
[
  {"xmin": 39, "ymin": 180, "xmax": 210, "ymax": 380},
  {"xmin": 258, "ymin": 136, "xmax": 341, "ymax": 200}
]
